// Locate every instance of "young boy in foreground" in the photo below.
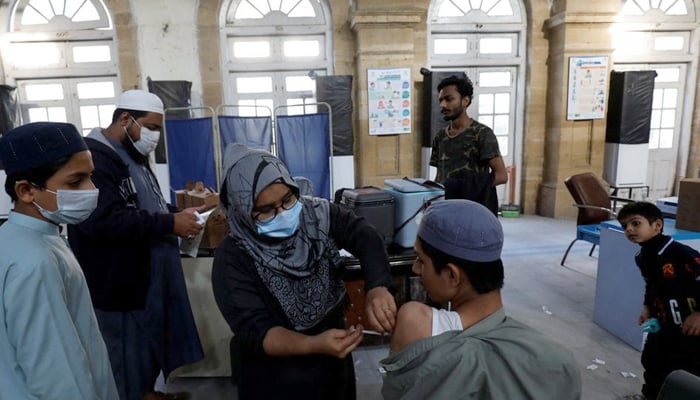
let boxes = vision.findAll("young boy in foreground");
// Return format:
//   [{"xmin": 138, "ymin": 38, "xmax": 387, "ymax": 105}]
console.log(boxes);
[
  {"xmin": 617, "ymin": 201, "xmax": 700, "ymax": 399},
  {"xmin": 0, "ymin": 122, "xmax": 118, "ymax": 399}
]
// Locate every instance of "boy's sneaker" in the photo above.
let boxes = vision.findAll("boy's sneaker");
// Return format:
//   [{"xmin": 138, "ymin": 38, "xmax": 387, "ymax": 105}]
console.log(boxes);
[{"xmin": 617, "ymin": 395, "xmax": 646, "ymax": 400}]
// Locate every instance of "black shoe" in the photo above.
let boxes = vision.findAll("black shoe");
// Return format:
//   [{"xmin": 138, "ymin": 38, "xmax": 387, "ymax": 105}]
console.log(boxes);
[{"xmin": 143, "ymin": 391, "xmax": 191, "ymax": 400}]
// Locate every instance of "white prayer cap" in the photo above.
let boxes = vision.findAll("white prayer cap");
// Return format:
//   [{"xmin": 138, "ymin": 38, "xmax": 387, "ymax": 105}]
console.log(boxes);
[{"xmin": 116, "ymin": 90, "xmax": 164, "ymax": 115}]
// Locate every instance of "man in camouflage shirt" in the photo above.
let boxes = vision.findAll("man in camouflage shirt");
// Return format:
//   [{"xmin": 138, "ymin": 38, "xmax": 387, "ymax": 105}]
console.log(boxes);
[{"xmin": 429, "ymin": 75, "xmax": 508, "ymax": 215}]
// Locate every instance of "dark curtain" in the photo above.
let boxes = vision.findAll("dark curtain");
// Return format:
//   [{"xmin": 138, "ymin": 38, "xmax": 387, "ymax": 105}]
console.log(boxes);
[
  {"xmin": 0, "ymin": 85, "xmax": 21, "ymax": 170},
  {"xmin": 147, "ymin": 77, "xmax": 192, "ymax": 163},
  {"xmin": 316, "ymin": 75, "xmax": 353, "ymax": 156}
]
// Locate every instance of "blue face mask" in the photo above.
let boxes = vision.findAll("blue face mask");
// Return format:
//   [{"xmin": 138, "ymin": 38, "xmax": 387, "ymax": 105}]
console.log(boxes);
[
  {"xmin": 33, "ymin": 188, "xmax": 100, "ymax": 225},
  {"xmin": 256, "ymin": 200, "xmax": 302, "ymax": 238}
]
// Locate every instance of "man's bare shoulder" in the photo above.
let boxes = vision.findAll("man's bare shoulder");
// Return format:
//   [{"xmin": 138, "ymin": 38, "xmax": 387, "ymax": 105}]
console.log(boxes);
[{"xmin": 390, "ymin": 301, "xmax": 433, "ymax": 352}]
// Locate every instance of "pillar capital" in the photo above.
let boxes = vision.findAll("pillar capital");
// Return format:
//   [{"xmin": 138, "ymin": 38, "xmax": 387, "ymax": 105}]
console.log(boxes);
[
  {"xmin": 545, "ymin": 12, "xmax": 617, "ymax": 32},
  {"xmin": 349, "ymin": 9, "xmax": 423, "ymax": 32}
]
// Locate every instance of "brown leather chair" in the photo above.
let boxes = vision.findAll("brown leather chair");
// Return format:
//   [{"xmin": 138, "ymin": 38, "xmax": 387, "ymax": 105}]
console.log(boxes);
[{"xmin": 561, "ymin": 172, "xmax": 631, "ymax": 266}]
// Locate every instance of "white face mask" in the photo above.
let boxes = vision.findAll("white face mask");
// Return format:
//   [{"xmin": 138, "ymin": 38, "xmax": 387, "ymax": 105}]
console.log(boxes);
[
  {"xmin": 125, "ymin": 117, "xmax": 160, "ymax": 155},
  {"xmin": 34, "ymin": 188, "xmax": 100, "ymax": 225}
]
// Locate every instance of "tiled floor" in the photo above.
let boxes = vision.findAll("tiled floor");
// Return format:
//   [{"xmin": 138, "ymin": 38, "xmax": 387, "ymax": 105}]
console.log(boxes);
[{"xmin": 158, "ymin": 214, "xmax": 647, "ymax": 399}]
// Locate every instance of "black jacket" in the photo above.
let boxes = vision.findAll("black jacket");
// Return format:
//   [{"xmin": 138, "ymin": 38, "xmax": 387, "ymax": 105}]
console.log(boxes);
[
  {"xmin": 68, "ymin": 137, "xmax": 174, "ymax": 311},
  {"xmin": 443, "ymin": 171, "xmax": 498, "ymax": 215},
  {"xmin": 212, "ymin": 202, "xmax": 393, "ymax": 399},
  {"xmin": 636, "ymin": 234, "xmax": 700, "ymax": 332}
]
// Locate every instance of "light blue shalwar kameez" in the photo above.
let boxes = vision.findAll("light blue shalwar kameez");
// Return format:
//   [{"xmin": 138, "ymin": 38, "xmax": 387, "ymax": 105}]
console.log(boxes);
[{"xmin": 0, "ymin": 212, "xmax": 118, "ymax": 400}]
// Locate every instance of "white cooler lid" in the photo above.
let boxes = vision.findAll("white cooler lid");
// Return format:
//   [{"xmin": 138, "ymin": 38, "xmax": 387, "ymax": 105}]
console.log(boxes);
[{"xmin": 384, "ymin": 178, "xmax": 443, "ymax": 193}]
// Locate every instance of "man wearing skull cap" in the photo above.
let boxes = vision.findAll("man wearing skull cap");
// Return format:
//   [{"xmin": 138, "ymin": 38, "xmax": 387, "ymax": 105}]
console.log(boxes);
[
  {"xmin": 0, "ymin": 122, "xmax": 118, "ymax": 399},
  {"xmin": 67, "ymin": 90, "xmax": 204, "ymax": 400},
  {"xmin": 381, "ymin": 200, "xmax": 581, "ymax": 399}
]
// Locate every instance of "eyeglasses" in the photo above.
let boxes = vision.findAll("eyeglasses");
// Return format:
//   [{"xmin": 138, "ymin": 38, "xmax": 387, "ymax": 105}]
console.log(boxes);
[{"xmin": 252, "ymin": 191, "xmax": 298, "ymax": 223}]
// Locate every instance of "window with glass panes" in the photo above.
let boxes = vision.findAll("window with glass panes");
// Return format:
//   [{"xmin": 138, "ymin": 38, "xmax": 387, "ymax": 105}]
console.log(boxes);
[
  {"xmin": 612, "ymin": 0, "xmax": 698, "ymax": 198},
  {"xmin": 221, "ymin": 0, "xmax": 332, "ymax": 116},
  {"xmin": 428, "ymin": 0, "xmax": 526, "ymax": 203},
  {"xmin": 4, "ymin": 0, "xmax": 119, "ymax": 134}
]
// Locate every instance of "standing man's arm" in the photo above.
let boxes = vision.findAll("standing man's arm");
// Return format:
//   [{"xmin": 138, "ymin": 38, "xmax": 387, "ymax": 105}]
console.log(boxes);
[
  {"xmin": 478, "ymin": 126, "xmax": 507, "ymax": 186},
  {"xmin": 489, "ymin": 156, "xmax": 508, "ymax": 186},
  {"xmin": 429, "ymin": 134, "xmax": 441, "ymax": 181}
]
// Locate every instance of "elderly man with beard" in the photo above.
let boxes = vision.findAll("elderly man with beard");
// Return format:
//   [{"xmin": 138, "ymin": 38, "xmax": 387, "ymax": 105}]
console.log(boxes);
[{"xmin": 68, "ymin": 90, "xmax": 204, "ymax": 400}]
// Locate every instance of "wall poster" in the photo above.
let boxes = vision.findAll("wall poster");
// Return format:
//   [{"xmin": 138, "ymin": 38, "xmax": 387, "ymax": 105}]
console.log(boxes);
[
  {"xmin": 367, "ymin": 67, "xmax": 411, "ymax": 135},
  {"xmin": 567, "ymin": 56, "xmax": 609, "ymax": 120}
]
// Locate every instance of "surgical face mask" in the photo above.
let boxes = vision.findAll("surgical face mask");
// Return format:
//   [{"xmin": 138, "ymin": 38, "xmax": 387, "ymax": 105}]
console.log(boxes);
[
  {"xmin": 125, "ymin": 117, "xmax": 160, "ymax": 155},
  {"xmin": 33, "ymin": 188, "xmax": 100, "ymax": 225},
  {"xmin": 255, "ymin": 200, "xmax": 302, "ymax": 238}
]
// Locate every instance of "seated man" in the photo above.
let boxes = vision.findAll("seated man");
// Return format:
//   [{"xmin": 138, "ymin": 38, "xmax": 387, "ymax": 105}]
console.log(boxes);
[{"xmin": 381, "ymin": 200, "xmax": 581, "ymax": 400}]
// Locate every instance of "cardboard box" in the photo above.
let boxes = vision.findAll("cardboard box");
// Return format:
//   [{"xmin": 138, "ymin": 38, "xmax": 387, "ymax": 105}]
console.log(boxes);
[
  {"xmin": 675, "ymin": 178, "xmax": 700, "ymax": 232},
  {"xmin": 174, "ymin": 190, "xmax": 187, "ymax": 210},
  {"xmin": 176, "ymin": 181, "xmax": 219, "ymax": 210},
  {"xmin": 187, "ymin": 189, "xmax": 219, "ymax": 209},
  {"xmin": 199, "ymin": 207, "xmax": 229, "ymax": 249}
]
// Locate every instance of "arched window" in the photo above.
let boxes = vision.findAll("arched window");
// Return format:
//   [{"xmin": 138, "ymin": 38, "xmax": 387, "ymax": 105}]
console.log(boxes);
[
  {"xmin": 621, "ymin": 0, "xmax": 694, "ymax": 20},
  {"xmin": 220, "ymin": 0, "xmax": 333, "ymax": 116},
  {"xmin": 2, "ymin": 0, "xmax": 120, "ymax": 134},
  {"xmin": 428, "ymin": 0, "xmax": 526, "ymax": 203},
  {"xmin": 612, "ymin": 0, "xmax": 698, "ymax": 198}
]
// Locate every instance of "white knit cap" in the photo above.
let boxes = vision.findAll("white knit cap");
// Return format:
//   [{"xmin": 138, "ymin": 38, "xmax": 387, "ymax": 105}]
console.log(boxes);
[{"xmin": 116, "ymin": 90, "xmax": 164, "ymax": 115}]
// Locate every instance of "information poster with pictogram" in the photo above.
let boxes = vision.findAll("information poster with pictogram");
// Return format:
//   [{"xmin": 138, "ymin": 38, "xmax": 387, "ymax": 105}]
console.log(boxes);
[
  {"xmin": 368, "ymin": 67, "xmax": 411, "ymax": 135},
  {"xmin": 567, "ymin": 56, "xmax": 609, "ymax": 120}
]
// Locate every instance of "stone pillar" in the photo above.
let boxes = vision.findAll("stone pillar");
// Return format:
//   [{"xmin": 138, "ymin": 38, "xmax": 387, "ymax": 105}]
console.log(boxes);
[
  {"xmin": 349, "ymin": 2, "xmax": 426, "ymax": 187},
  {"xmin": 538, "ymin": 2, "xmax": 617, "ymax": 218},
  {"xmin": 198, "ymin": 0, "xmax": 224, "ymax": 108},
  {"xmin": 690, "ymin": 61, "xmax": 700, "ymax": 179},
  {"xmin": 521, "ymin": 1, "xmax": 553, "ymax": 215},
  {"xmin": 106, "ymin": 0, "xmax": 140, "ymax": 90}
]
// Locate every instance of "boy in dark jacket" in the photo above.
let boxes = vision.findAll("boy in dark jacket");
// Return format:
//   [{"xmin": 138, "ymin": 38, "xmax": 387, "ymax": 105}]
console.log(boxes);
[{"xmin": 617, "ymin": 201, "xmax": 700, "ymax": 399}]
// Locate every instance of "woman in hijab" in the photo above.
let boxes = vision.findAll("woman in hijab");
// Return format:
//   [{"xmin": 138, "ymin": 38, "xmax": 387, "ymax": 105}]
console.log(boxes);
[{"xmin": 212, "ymin": 144, "xmax": 396, "ymax": 399}]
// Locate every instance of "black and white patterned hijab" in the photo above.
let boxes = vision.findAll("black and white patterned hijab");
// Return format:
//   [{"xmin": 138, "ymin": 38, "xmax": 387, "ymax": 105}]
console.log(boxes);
[{"xmin": 220, "ymin": 144, "xmax": 345, "ymax": 330}]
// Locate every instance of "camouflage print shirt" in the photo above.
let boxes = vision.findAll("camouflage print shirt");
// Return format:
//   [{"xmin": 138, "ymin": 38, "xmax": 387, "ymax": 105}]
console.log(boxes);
[{"xmin": 429, "ymin": 120, "xmax": 501, "ymax": 183}]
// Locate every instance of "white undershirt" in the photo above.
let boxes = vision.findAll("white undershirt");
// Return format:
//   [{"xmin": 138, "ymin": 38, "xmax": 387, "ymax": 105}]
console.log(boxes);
[{"xmin": 431, "ymin": 308, "xmax": 463, "ymax": 336}]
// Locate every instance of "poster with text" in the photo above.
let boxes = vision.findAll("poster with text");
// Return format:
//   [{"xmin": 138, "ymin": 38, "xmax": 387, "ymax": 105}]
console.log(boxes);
[
  {"xmin": 368, "ymin": 67, "xmax": 411, "ymax": 135},
  {"xmin": 567, "ymin": 56, "xmax": 609, "ymax": 120}
]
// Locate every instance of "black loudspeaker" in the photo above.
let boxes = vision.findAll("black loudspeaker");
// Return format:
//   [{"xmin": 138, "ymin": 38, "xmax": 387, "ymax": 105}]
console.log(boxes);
[
  {"xmin": 147, "ymin": 77, "xmax": 192, "ymax": 164},
  {"xmin": 605, "ymin": 70, "xmax": 657, "ymax": 144},
  {"xmin": 421, "ymin": 70, "xmax": 467, "ymax": 147},
  {"xmin": 316, "ymin": 75, "xmax": 353, "ymax": 156},
  {"xmin": 0, "ymin": 84, "xmax": 20, "ymax": 136}
]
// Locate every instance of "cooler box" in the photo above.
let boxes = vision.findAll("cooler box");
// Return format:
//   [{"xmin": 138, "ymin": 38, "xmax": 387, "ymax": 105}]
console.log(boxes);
[
  {"xmin": 340, "ymin": 187, "xmax": 395, "ymax": 245},
  {"xmin": 656, "ymin": 196, "xmax": 678, "ymax": 218},
  {"xmin": 384, "ymin": 187, "xmax": 444, "ymax": 248}
]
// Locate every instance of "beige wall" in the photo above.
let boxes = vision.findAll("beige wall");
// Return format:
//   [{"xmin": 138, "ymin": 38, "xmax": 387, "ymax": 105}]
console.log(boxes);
[
  {"xmin": 106, "ymin": 0, "xmax": 140, "ymax": 91},
  {"xmin": 2, "ymin": 0, "xmax": 700, "ymax": 217},
  {"xmin": 538, "ymin": 5, "xmax": 618, "ymax": 217},
  {"xmin": 349, "ymin": 3, "xmax": 426, "ymax": 187}
]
